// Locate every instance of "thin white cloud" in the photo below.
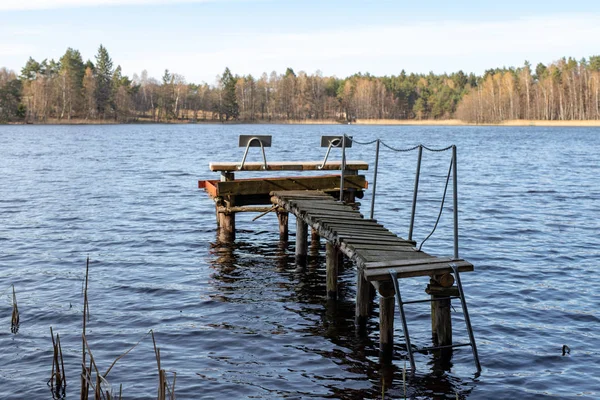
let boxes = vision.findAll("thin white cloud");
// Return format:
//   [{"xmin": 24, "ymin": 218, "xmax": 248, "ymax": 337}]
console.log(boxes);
[
  {"xmin": 0, "ymin": 44, "xmax": 37, "ymax": 57},
  {"xmin": 0, "ymin": 0, "xmax": 222, "ymax": 11},
  {"xmin": 144, "ymin": 12, "xmax": 600, "ymax": 82}
]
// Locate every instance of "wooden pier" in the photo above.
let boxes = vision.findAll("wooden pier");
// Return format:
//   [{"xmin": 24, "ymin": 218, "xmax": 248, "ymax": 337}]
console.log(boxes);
[{"xmin": 199, "ymin": 136, "xmax": 480, "ymax": 370}]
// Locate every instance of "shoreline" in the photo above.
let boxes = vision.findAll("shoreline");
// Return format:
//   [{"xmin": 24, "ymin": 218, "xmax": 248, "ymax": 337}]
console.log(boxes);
[{"xmin": 5, "ymin": 118, "xmax": 600, "ymax": 127}]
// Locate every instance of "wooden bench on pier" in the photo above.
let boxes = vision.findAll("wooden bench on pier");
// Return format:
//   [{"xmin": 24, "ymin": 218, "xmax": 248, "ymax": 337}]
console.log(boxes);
[{"xmin": 199, "ymin": 137, "xmax": 369, "ymax": 242}]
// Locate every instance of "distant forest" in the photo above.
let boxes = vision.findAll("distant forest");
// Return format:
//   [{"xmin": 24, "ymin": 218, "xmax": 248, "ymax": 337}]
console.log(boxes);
[{"xmin": 1, "ymin": 44, "xmax": 599, "ymax": 124}]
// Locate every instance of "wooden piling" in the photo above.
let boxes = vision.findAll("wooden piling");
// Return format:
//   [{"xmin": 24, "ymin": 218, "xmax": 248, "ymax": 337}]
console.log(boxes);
[
  {"xmin": 217, "ymin": 171, "xmax": 236, "ymax": 242},
  {"xmin": 429, "ymin": 281, "xmax": 454, "ymax": 347},
  {"xmin": 379, "ymin": 294, "xmax": 395, "ymax": 362},
  {"xmin": 295, "ymin": 218, "xmax": 308, "ymax": 266},
  {"xmin": 355, "ymin": 272, "xmax": 371, "ymax": 332},
  {"xmin": 311, "ymin": 228, "xmax": 320, "ymax": 247},
  {"xmin": 432, "ymin": 296, "xmax": 452, "ymax": 348},
  {"xmin": 326, "ymin": 242, "xmax": 339, "ymax": 300},
  {"xmin": 218, "ymin": 211, "xmax": 235, "ymax": 242},
  {"xmin": 277, "ymin": 211, "xmax": 289, "ymax": 242}
]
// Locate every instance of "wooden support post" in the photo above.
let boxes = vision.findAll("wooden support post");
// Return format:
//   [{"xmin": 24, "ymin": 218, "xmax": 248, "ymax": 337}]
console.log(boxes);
[
  {"xmin": 217, "ymin": 171, "xmax": 236, "ymax": 242},
  {"xmin": 337, "ymin": 248, "xmax": 344, "ymax": 271},
  {"xmin": 326, "ymin": 242, "xmax": 339, "ymax": 300},
  {"xmin": 295, "ymin": 218, "xmax": 308, "ymax": 266},
  {"xmin": 277, "ymin": 211, "xmax": 289, "ymax": 242},
  {"xmin": 430, "ymin": 279, "xmax": 453, "ymax": 348},
  {"xmin": 379, "ymin": 294, "xmax": 395, "ymax": 362},
  {"xmin": 311, "ymin": 228, "xmax": 320, "ymax": 247},
  {"xmin": 355, "ymin": 272, "xmax": 371, "ymax": 332},
  {"xmin": 218, "ymin": 210, "xmax": 235, "ymax": 242}
]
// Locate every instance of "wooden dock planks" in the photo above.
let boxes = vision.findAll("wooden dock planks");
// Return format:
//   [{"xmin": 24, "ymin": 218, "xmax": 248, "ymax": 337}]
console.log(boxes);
[{"xmin": 271, "ymin": 190, "xmax": 474, "ymax": 282}]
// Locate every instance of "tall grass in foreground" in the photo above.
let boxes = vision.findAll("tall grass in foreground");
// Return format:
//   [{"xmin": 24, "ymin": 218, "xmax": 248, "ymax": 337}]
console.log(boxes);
[{"xmin": 4, "ymin": 258, "xmax": 176, "ymax": 399}]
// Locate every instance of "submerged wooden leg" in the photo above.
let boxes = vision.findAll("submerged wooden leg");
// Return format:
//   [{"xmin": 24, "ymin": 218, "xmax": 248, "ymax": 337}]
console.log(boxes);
[
  {"xmin": 432, "ymin": 296, "xmax": 452, "ymax": 347},
  {"xmin": 429, "ymin": 278, "xmax": 454, "ymax": 348},
  {"xmin": 326, "ymin": 242, "xmax": 339, "ymax": 300},
  {"xmin": 311, "ymin": 228, "xmax": 320, "ymax": 246},
  {"xmin": 355, "ymin": 272, "xmax": 371, "ymax": 332},
  {"xmin": 218, "ymin": 211, "xmax": 235, "ymax": 242},
  {"xmin": 379, "ymin": 294, "xmax": 395, "ymax": 362},
  {"xmin": 277, "ymin": 211, "xmax": 289, "ymax": 242},
  {"xmin": 295, "ymin": 218, "xmax": 308, "ymax": 266}
]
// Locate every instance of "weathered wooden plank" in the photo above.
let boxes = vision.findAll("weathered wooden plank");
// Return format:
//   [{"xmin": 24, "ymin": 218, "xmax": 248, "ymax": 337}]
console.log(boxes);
[
  {"xmin": 210, "ymin": 160, "xmax": 369, "ymax": 172},
  {"xmin": 339, "ymin": 235, "xmax": 410, "ymax": 244},
  {"xmin": 333, "ymin": 228, "xmax": 398, "ymax": 237},
  {"xmin": 346, "ymin": 244, "xmax": 416, "ymax": 252},
  {"xmin": 311, "ymin": 216, "xmax": 371, "ymax": 223},
  {"xmin": 215, "ymin": 175, "xmax": 366, "ymax": 196},
  {"xmin": 364, "ymin": 256, "xmax": 461, "ymax": 269},
  {"xmin": 341, "ymin": 237, "xmax": 410, "ymax": 245},
  {"xmin": 364, "ymin": 260, "xmax": 474, "ymax": 281},
  {"xmin": 320, "ymin": 220, "xmax": 385, "ymax": 228},
  {"xmin": 357, "ymin": 250, "xmax": 431, "ymax": 263},
  {"xmin": 289, "ymin": 201, "xmax": 356, "ymax": 210},
  {"xmin": 293, "ymin": 205, "xmax": 347, "ymax": 212}
]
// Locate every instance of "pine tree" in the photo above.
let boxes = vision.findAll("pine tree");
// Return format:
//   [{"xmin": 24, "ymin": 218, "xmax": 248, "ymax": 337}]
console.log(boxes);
[
  {"xmin": 95, "ymin": 44, "xmax": 113, "ymax": 118},
  {"xmin": 220, "ymin": 67, "xmax": 239, "ymax": 121},
  {"xmin": 59, "ymin": 48, "xmax": 85, "ymax": 119}
]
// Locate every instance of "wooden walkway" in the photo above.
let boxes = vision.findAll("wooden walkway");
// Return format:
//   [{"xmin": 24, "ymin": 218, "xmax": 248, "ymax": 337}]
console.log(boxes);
[{"xmin": 271, "ymin": 190, "xmax": 473, "ymax": 281}]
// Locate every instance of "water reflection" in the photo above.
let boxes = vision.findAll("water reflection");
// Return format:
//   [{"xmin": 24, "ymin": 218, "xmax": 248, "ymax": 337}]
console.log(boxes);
[{"xmin": 206, "ymin": 237, "xmax": 477, "ymax": 399}]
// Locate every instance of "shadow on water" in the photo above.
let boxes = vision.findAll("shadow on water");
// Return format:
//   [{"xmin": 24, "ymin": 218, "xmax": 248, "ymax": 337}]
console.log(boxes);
[{"xmin": 206, "ymin": 233, "xmax": 478, "ymax": 399}]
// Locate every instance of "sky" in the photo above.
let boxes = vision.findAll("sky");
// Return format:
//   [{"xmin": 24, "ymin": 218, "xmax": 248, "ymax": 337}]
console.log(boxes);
[{"xmin": 1, "ymin": 0, "xmax": 599, "ymax": 84}]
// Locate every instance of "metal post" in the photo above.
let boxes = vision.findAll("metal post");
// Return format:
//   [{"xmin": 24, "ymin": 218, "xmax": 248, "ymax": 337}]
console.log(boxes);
[
  {"xmin": 408, "ymin": 145, "xmax": 423, "ymax": 241},
  {"xmin": 390, "ymin": 271, "xmax": 416, "ymax": 371},
  {"xmin": 452, "ymin": 146, "xmax": 458, "ymax": 260},
  {"xmin": 450, "ymin": 264, "xmax": 481, "ymax": 373},
  {"xmin": 339, "ymin": 135, "xmax": 347, "ymax": 202},
  {"xmin": 369, "ymin": 139, "xmax": 380, "ymax": 220}
]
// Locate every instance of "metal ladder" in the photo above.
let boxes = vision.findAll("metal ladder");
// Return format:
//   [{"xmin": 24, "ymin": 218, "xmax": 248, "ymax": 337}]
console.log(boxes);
[{"xmin": 389, "ymin": 263, "xmax": 481, "ymax": 373}]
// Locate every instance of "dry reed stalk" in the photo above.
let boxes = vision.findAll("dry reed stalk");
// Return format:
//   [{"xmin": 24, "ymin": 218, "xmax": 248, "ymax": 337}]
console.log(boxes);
[
  {"xmin": 151, "ymin": 330, "xmax": 176, "ymax": 400},
  {"xmin": 158, "ymin": 369, "xmax": 166, "ymax": 400},
  {"xmin": 80, "ymin": 362, "xmax": 91, "ymax": 400},
  {"xmin": 81, "ymin": 257, "xmax": 91, "ymax": 399},
  {"xmin": 49, "ymin": 327, "xmax": 67, "ymax": 398},
  {"xmin": 170, "ymin": 372, "xmax": 176, "ymax": 400},
  {"xmin": 82, "ymin": 333, "xmax": 112, "ymax": 400},
  {"xmin": 95, "ymin": 374, "xmax": 101, "ymax": 400},
  {"xmin": 11, "ymin": 284, "xmax": 19, "ymax": 333},
  {"xmin": 103, "ymin": 330, "xmax": 152, "ymax": 378}
]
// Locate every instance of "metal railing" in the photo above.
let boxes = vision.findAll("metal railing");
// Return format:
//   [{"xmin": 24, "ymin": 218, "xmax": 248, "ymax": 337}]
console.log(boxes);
[{"xmin": 345, "ymin": 135, "xmax": 460, "ymax": 259}]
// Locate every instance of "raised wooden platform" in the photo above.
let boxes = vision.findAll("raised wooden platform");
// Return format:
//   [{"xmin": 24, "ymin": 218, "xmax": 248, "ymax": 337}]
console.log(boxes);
[
  {"xmin": 200, "ymin": 175, "xmax": 367, "ymax": 199},
  {"xmin": 270, "ymin": 190, "xmax": 473, "ymax": 281}
]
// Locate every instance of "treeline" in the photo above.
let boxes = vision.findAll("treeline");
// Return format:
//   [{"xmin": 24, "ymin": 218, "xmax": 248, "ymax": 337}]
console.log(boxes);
[
  {"xmin": 1, "ymin": 44, "xmax": 599, "ymax": 123},
  {"xmin": 456, "ymin": 58, "xmax": 600, "ymax": 123}
]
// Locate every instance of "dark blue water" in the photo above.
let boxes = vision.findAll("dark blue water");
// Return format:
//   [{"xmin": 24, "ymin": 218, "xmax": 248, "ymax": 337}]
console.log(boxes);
[{"xmin": 1, "ymin": 124, "xmax": 599, "ymax": 399}]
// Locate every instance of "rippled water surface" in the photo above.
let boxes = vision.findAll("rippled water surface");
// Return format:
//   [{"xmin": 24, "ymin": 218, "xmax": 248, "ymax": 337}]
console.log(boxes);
[{"xmin": 1, "ymin": 124, "xmax": 599, "ymax": 399}]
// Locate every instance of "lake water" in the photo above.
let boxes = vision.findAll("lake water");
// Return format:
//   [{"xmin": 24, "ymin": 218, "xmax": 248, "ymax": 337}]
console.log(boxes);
[{"xmin": 0, "ymin": 124, "xmax": 599, "ymax": 399}]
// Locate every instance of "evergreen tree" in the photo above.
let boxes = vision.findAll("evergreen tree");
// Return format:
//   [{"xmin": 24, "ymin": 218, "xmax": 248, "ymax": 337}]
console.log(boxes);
[
  {"xmin": 95, "ymin": 44, "xmax": 113, "ymax": 118},
  {"xmin": 59, "ymin": 48, "xmax": 85, "ymax": 119},
  {"xmin": 220, "ymin": 67, "xmax": 239, "ymax": 120},
  {"xmin": 20, "ymin": 57, "xmax": 42, "ymax": 81}
]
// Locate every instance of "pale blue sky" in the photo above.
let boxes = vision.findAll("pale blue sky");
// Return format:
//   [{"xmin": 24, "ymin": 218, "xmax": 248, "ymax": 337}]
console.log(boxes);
[{"xmin": 2, "ymin": 0, "xmax": 599, "ymax": 84}]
